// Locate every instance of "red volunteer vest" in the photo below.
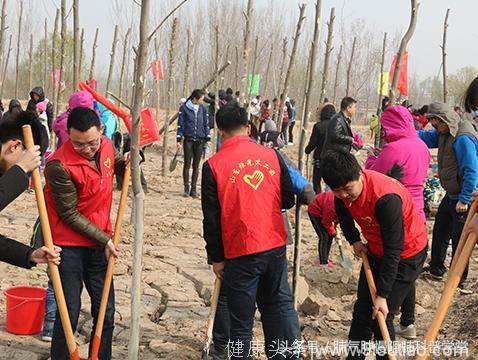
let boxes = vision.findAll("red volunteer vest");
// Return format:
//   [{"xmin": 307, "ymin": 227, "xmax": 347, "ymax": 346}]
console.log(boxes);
[
  {"xmin": 345, "ymin": 170, "xmax": 427, "ymax": 259},
  {"xmin": 44, "ymin": 136, "xmax": 115, "ymax": 247},
  {"xmin": 208, "ymin": 135, "xmax": 286, "ymax": 259}
]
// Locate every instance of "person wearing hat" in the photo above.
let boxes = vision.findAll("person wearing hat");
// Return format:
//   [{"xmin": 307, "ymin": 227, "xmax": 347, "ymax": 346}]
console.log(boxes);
[
  {"xmin": 418, "ymin": 102, "xmax": 478, "ymax": 293},
  {"xmin": 1, "ymin": 99, "xmax": 22, "ymax": 123}
]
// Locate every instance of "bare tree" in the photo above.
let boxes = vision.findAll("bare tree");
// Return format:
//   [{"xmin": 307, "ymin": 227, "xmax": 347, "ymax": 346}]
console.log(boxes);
[
  {"xmin": 277, "ymin": 4, "xmax": 306, "ymax": 130},
  {"xmin": 43, "ymin": 18, "xmax": 48, "ymax": 90},
  {"xmin": 72, "ymin": 0, "xmax": 80, "ymax": 91},
  {"xmin": 28, "ymin": 33, "xmax": 33, "ymax": 91},
  {"xmin": 106, "ymin": 25, "xmax": 119, "ymax": 96},
  {"xmin": 264, "ymin": 42, "xmax": 274, "ymax": 97},
  {"xmin": 79, "ymin": 28, "xmax": 85, "ymax": 80},
  {"xmin": 442, "ymin": 8, "xmax": 450, "ymax": 103},
  {"xmin": 345, "ymin": 36, "xmax": 357, "ymax": 97},
  {"xmin": 128, "ymin": 0, "xmax": 150, "ymax": 358},
  {"xmin": 240, "ymin": 0, "xmax": 254, "ymax": 105},
  {"xmin": 0, "ymin": 34, "xmax": 12, "ymax": 99},
  {"xmin": 293, "ymin": 0, "xmax": 322, "ymax": 308},
  {"xmin": 57, "ymin": 0, "xmax": 67, "ymax": 116},
  {"xmin": 14, "ymin": 0, "xmax": 23, "ymax": 98},
  {"xmin": 390, "ymin": 0, "xmax": 420, "ymax": 99},
  {"xmin": 319, "ymin": 7, "xmax": 335, "ymax": 103},
  {"xmin": 89, "ymin": 28, "xmax": 99, "ymax": 80},
  {"xmin": 52, "ymin": 8, "xmax": 60, "ymax": 117},
  {"xmin": 0, "ymin": 0, "xmax": 6, "ymax": 91},
  {"xmin": 119, "ymin": 28, "xmax": 132, "ymax": 101},
  {"xmin": 247, "ymin": 36, "xmax": 259, "ymax": 101},
  {"xmin": 276, "ymin": 37, "xmax": 288, "ymax": 103},
  {"xmin": 234, "ymin": 45, "xmax": 239, "ymax": 90},
  {"xmin": 332, "ymin": 44, "xmax": 342, "ymax": 105},
  {"xmin": 182, "ymin": 28, "xmax": 191, "ymax": 97},
  {"xmin": 161, "ymin": 17, "xmax": 178, "ymax": 176},
  {"xmin": 376, "ymin": 32, "xmax": 387, "ymax": 148}
]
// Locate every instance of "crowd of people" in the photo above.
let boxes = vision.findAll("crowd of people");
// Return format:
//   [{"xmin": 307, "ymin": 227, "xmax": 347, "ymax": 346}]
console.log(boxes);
[{"xmin": 0, "ymin": 72, "xmax": 476, "ymax": 360}]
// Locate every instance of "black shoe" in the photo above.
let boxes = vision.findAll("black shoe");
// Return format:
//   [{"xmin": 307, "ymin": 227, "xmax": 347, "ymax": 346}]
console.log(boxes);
[
  {"xmin": 183, "ymin": 185, "xmax": 190, "ymax": 197},
  {"xmin": 190, "ymin": 189, "xmax": 199, "ymax": 199},
  {"xmin": 421, "ymin": 266, "xmax": 444, "ymax": 281}
]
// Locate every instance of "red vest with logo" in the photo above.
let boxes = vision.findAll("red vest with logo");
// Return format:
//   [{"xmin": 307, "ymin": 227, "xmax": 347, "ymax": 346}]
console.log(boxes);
[
  {"xmin": 346, "ymin": 170, "xmax": 427, "ymax": 259},
  {"xmin": 208, "ymin": 135, "xmax": 286, "ymax": 259},
  {"xmin": 44, "ymin": 136, "xmax": 115, "ymax": 247}
]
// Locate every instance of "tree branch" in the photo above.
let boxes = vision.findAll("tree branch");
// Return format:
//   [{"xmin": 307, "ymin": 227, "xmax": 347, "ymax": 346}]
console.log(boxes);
[{"xmin": 147, "ymin": 0, "xmax": 189, "ymax": 41}]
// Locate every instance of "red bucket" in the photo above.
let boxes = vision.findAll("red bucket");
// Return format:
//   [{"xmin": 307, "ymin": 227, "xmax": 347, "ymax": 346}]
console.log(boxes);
[{"xmin": 4, "ymin": 286, "xmax": 46, "ymax": 335}]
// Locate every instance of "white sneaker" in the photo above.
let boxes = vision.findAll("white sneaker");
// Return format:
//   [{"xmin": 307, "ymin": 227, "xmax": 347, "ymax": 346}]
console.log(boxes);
[
  {"xmin": 41, "ymin": 335, "xmax": 52, "ymax": 342},
  {"xmin": 395, "ymin": 324, "xmax": 417, "ymax": 340}
]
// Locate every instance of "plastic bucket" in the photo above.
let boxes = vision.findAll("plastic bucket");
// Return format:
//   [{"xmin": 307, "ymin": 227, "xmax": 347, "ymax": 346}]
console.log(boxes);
[{"xmin": 4, "ymin": 286, "xmax": 46, "ymax": 335}]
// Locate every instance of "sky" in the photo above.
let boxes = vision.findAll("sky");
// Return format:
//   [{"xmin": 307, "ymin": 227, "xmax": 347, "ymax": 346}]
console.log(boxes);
[{"xmin": 20, "ymin": 0, "xmax": 478, "ymax": 79}]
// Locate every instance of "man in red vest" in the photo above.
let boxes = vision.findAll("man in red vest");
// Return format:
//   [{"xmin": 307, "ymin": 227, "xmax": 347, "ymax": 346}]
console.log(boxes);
[
  {"xmin": 321, "ymin": 150, "xmax": 427, "ymax": 360},
  {"xmin": 45, "ymin": 107, "xmax": 125, "ymax": 360},
  {"xmin": 201, "ymin": 103, "xmax": 300, "ymax": 359}
]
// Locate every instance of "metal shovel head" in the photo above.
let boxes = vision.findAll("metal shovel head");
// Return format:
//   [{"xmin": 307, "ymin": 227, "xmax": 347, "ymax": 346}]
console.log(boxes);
[
  {"xmin": 339, "ymin": 242, "xmax": 353, "ymax": 269},
  {"xmin": 169, "ymin": 151, "xmax": 179, "ymax": 172}
]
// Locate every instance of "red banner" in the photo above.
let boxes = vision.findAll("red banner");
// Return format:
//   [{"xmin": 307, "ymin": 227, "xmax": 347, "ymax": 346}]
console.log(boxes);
[
  {"xmin": 78, "ymin": 80, "xmax": 160, "ymax": 146},
  {"xmin": 389, "ymin": 52, "xmax": 408, "ymax": 97},
  {"xmin": 151, "ymin": 60, "xmax": 163, "ymax": 81}
]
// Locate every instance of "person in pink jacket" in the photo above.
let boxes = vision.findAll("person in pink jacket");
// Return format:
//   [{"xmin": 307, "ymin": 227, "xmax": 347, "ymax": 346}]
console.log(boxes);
[
  {"xmin": 365, "ymin": 105, "xmax": 430, "ymax": 221},
  {"xmin": 52, "ymin": 91, "xmax": 95, "ymax": 149}
]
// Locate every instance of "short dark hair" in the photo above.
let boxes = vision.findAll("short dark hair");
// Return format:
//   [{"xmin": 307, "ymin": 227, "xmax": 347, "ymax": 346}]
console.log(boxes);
[
  {"xmin": 340, "ymin": 97, "xmax": 357, "ymax": 111},
  {"xmin": 216, "ymin": 103, "xmax": 248, "ymax": 132},
  {"xmin": 321, "ymin": 150, "xmax": 361, "ymax": 189},
  {"xmin": 67, "ymin": 107, "xmax": 101, "ymax": 132},
  {"xmin": 188, "ymin": 89, "xmax": 206, "ymax": 102},
  {"xmin": 226, "ymin": 88, "xmax": 233, "ymax": 95},
  {"xmin": 235, "ymin": 91, "xmax": 240, "ymax": 96},
  {"xmin": 464, "ymin": 76, "xmax": 478, "ymax": 112},
  {"xmin": 0, "ymin": 111, "xmax": 48, "ymax": 155}
]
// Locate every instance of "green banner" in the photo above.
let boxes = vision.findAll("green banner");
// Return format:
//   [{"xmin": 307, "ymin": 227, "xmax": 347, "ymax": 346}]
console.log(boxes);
[{"xmin": 248, "ymin": 74, "xmax": 260, "ymax": 95}]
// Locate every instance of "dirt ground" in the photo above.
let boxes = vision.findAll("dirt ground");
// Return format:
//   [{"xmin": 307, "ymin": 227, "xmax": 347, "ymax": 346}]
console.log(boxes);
[{"xmin": 0, "ymin": 124, "xmax": 476, "ymax": 359}]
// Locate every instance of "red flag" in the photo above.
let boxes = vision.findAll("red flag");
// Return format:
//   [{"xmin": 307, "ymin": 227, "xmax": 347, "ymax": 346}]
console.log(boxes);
[
  {"xmin": 151, "ymin": 60, "xmax": 163, "ymax": 81},
  {"xmin": 389, "ymin": 52, "xmax": 409, "ymax": 97}
]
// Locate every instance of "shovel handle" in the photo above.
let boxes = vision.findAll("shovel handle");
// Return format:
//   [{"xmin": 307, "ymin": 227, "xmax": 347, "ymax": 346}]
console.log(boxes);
[
  {"xmin": 22, "ymin": 125, "xmax": 80, "ymax": 359},
  {"xmin": 203, "ymin": 277, "xmax": 222, "ymax": 353},
  {"xmin": 90, "ymin": 165, "xmax": 131, "ymax": 360},
  {"xmin": 361, "ymin": 253, "xmax": 396, "ymax": 360}
]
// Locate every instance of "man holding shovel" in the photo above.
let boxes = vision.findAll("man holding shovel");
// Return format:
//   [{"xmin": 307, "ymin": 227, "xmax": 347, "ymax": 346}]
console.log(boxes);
[
  {"xmin": 0, "ymin": 113, "xmax": 61, "ymax": 268},
  {"xmin": 44, "ymin": 107, "xmax": 126, "ymax": 360},
  {"xmin": 321, "ymin": 150, "xmax": 428, "ymax": 360}
]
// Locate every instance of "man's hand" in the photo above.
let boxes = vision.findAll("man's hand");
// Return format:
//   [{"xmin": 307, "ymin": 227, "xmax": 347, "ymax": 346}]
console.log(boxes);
[
  {"xmin": 352, "ymin": 241, "xmax": 368, "ymax": 258},
  {"xmin": 176, "ymin": 142, "xmax": 182, "ymax": 151},
  {"xmin": 29, "ymin": 246, "xmax": 61, "ymax": 265},
  {"xmin": 105, "ymin": 240, "xmax": 119, "ymax": 260},
  {"xmin": 16, "ymin": 145, "xmax": 41, "ymax": 173},
  {"xmin": 456, "ymin": 201, "xmax": 468, "ymax": 213},
  {"xmin": 212, "ymin": 261, "xmax": 225, "ymax": 280},
  {"xmin": 373, "ymin": 296, "xmax": 389, "ymax": 319}
]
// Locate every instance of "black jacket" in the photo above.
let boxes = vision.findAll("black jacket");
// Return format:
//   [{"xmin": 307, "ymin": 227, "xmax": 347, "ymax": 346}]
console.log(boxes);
[
  {"xmin": 27, "ymin": 86, "xmax": 54, "ymax": 131},
  {"xmin": 0, "ymin": 165, "xmax": 36, "ymax": 269},
  {"xmin": 305, "ymin": 121, "xmax": 328, "ymax": 162},
  {"xmin": 322, "ymin": 111, "xmax": 354, "ymax": 156}
]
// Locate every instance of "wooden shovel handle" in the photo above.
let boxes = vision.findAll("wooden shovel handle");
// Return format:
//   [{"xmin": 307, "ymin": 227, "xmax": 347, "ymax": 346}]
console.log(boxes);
[
  {"xmin": 22, "ymin": 125, "xmax": 80, "ymax": 359},
  {"xmin": 361, "ymin": 253, "xmax": 397, "ymax": 360},
  {"xmin": 91, "ymin": 165, "xmax": 131, "ymax": 360},
  {"xmin": 205, "ymin": 277, "xmax": 222, "ymax": 348}
]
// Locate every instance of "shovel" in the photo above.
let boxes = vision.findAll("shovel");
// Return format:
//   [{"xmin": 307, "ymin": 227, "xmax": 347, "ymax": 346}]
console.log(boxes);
[
  {"xmin": 336, "ymin": 231, "xmax": 353, "ymax": 269},
  {"xmin": 169, "ymin": 148, "xmax": 180, "ymax": 172},
  {"xmin": 201, "ymin": 277, "xmax": 222, "ymax": 360}
]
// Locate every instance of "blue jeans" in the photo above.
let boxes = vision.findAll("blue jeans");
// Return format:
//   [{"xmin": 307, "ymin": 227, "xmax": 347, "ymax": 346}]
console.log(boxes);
[
  {"xmin": 43, "ymin": 273, "xmax": 57, "ymax": 336},
  {"xmin": 225, "ymin": 246, "xmax": 300, "ymax": 359},
  {"xmin": 212, "ymin": 282, "xmax": 230, "ymax": 356},
  {"xmin": 51, "ymin": 247, "xmax": 115, "ymax": 360}
]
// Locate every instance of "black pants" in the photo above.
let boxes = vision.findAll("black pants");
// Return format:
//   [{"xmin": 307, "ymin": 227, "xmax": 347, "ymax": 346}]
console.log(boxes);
[
  {"xmin": 312, "ymin": 164, "xmax": 322, "ymax": 194},
  {"xmin": 183, "ymin": 138, "xmax": 204, "ymax": 190},
  {"xmin": 428, "ymin": 194, "xmax": 469, "ymax": 286},
  {"xmin": 288, "ymin": 121, "xmax": 295, "ymax": 143},
  {"xmin": 213, "ymin": 281, "xmax": 230, "ymax": 356},
  {"xmin": 308, "ymin": 214, "xmax": 333, "ymax": 264},
  {"xmin": 281, "ymin": 122, "xmax": 289, "ymax": 144},
  {"xmin": 347, "ymin": 249, "xmax": 426, "ymax": 360}
]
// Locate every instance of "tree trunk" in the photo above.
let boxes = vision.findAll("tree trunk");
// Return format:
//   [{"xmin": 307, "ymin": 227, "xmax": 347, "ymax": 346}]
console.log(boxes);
[
  {"xmin": 442, "ymin": 8, "xmax": 450, "ymax": 103},
  {"xmin": 332, "ymin": 44, "xmax": 342, "ymax": 106},
  {"xmin": 128, "ymin": 0, "xmax": 150, "ymax": 359},
  {"xmin": 182, "ymin": 28, "xmax": 191, "ymax": 97},
  {"xmin": 240, "ymin": 0, "xmax": 254, "ymax": 105},
  {"xmin": 293, "ymin": 0, "xmax": 322, "ymax": 309},
  {"xmin": 277, "ymin": 4, "xmax": 306, "ymax": 130},
  {"xmin": 390, "ymin": 0, "xmax": 420, "ymax": 100},
  {"xmin": 247, "ymin": 36, "xmax": 259, "ymax": 102},
  {"xmin": 345, "ymin": 36, "xmax": 356, "ymax": 97},
  {"xmin": 0, "ymin": 0, "xmax": 6, "ymax": 92},
  {"xmin": 161, "ymin": 17, "xmax": 178, "ymax": 176},
  {"xmin": 79, "ymin": 28, "xmax": 85, "ymax": 81},
  {"xmin": 0, "ymin": 34, "xmax": 12, "ymax": 99},
  {"xmin": 319, "ymin": 7, "xmax": 335, "ymax": 103},
  {"xmin": 72, "ymin": 0, "xmax": 80, "ymax": 92},
  {"xmin": 277, "ymin": 37, "xmax": 288, "ymax": 101},
  {"xmin": 89, "ymin": 27, "xmax": 99, "ymax": 80},
  {"xmin": 154, "ymin": 37, "xmax": 161, "ymax": 152},
  {"xmin": 43, "ymin": 18, "xmax": 48, "ymax": 90},
  {"xmin": 28, "ymin": 34, "xmax": 33, "ymax": 91},
  {"xmin": 106, "ymin": 25, "xmax": 119, "ymax": 96},
  {"xmin": 52, "ymin": 8, "xmax": 60, "ymax": 117},
  {"xmin": 57, "ymin": 0, "xmax": 67, "ymax": 116},
  {"xmin": 119, "ymin": 28, "xmax": 132, "ymax": 102},
  {"xmin": 14, "ymin": 0, "xmax": 23, "ymax": 99},
  {"xmin": 234, "ymin": 45, "xmax": 239, "ymax": 91},
  {"xmin": 264, "ymin": 42, "xmax": 274, "ymax": 98},
  {"xmin": 212, "ymin": 24, "xmax": 220, "ymax": 154},
  {"xmin": 375, "ymin": 32, "xmax": 387, "ymax": 148}
]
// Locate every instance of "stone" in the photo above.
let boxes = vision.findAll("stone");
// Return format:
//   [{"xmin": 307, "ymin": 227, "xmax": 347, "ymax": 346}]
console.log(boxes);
[
  {"xmin": 326, "ymin": 309, "xmax": 342, "ymax": 322},
  {"xmin": 149, "ymin": 340, "xmax": 179, "ymax": 355},
  {"xmin": 418, "ymin": 294, "xmax": 433, "ymax": 308},
  {"xmin": 416, "ymin": 304, "xmax": 426, "ymax": 316},
  {"xmin": 143, "ymin": 287, "xmax": 161, "ymax": 297},
  {"xmin": 300, "ymin": 291, "xmax": 328, "ymax": 316},
  {"xmin": 0, "ymin": 346, "xmax": 38, "ymax": 360},
  {"xmin": 296, "ymin": 276, "xmax": 310, "ymax": 306}
]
